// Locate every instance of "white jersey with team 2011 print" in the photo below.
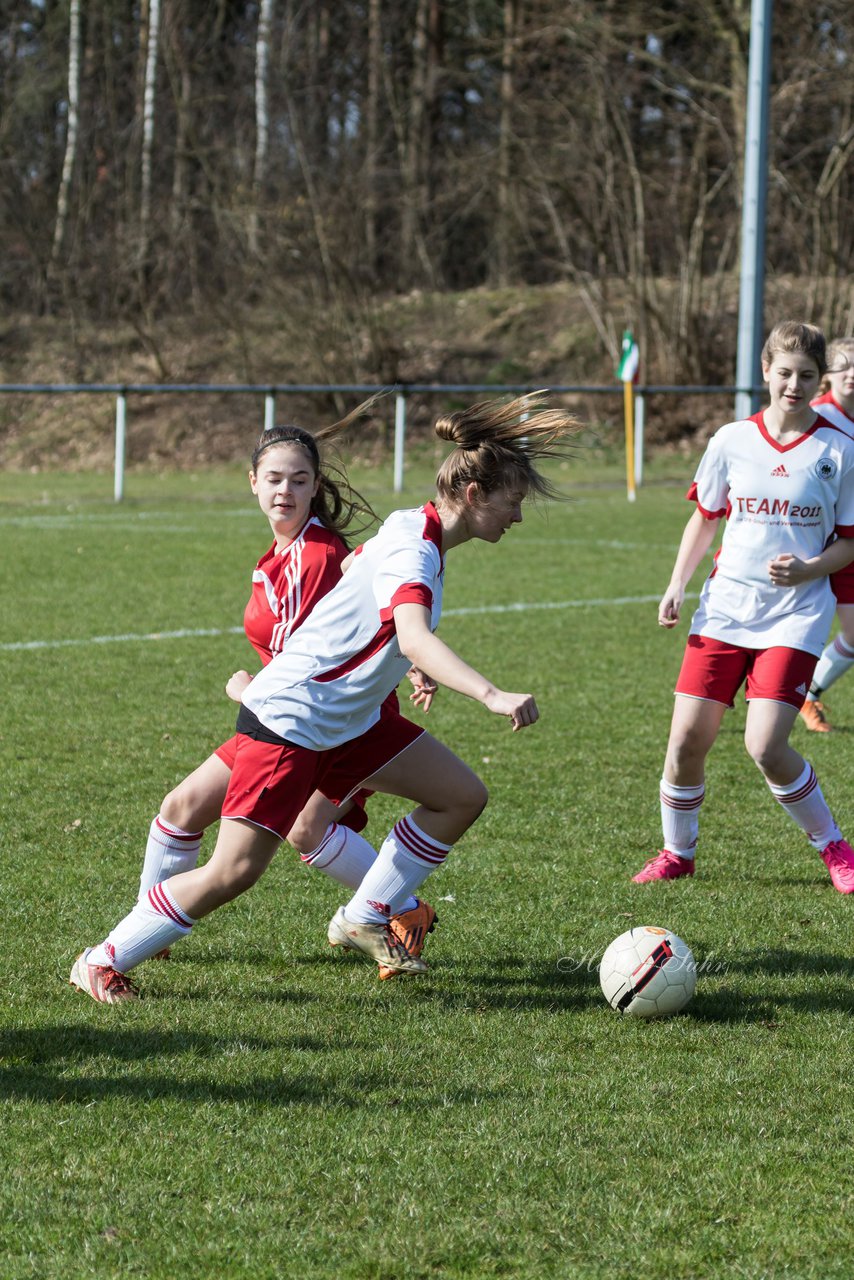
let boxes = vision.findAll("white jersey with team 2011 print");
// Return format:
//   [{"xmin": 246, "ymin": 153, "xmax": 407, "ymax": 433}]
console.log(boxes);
[
  {"xmin": 688, "ymin": 411, "xmax": 854, "ymax": 655},
  {"xmin": 241, "ymin": 502, "xmax": 445, "ymax": 750}
]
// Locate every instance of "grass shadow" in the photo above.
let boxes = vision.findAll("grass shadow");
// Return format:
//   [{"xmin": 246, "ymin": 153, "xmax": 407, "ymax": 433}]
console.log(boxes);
[{"xmin": 0, "ymin": 1026, "xmax": 507, "ymax": 1108}]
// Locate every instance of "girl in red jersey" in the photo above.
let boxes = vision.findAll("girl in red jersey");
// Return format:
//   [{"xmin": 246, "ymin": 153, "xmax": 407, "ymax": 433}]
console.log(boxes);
[
  {"xmin": 136, "ymin": 417, "xmax": 400, "ymax": 904},
  {"xmin": 633, "ymin": 322, "xmax": 854, "ymax": 893},
  {"xmin": 799, "ymin": 337, "xmax": 854, "ymax": 730},
  {"xmin": 70, "ymin": 394, "xmax": 581, "ymax": 1001}
]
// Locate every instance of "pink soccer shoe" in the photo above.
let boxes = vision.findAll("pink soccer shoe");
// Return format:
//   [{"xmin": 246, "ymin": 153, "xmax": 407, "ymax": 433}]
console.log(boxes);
[
  {"xmin": 632, "ymin": 849, "xmax": 695, "ymax": 883},
  {"xmin": 820, "ymin": 839, "xmax": 854, "ymax": 893}
]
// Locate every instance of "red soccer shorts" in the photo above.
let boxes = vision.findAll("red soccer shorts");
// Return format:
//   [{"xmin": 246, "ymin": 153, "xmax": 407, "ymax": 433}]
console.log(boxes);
[
  {"xmin": 215, "ymin": 734, "xmax": 372, "ymax": 833},
  {"xmin": 675, "ymin": 634, "xmax": 818, "ymax": 710},
  {"xmin": 831, "ymin": 561, "xmax": 854, "ymax": 605},
  {"xmin": 221, "ymin": 711, "xmax": 424, "ymax": 839}
]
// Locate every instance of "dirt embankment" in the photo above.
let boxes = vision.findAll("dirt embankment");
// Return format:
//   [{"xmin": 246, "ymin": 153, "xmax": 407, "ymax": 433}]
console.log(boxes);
[{"xmin": 0, "ymin": 283, "xmax": 755, "ymax": 470}]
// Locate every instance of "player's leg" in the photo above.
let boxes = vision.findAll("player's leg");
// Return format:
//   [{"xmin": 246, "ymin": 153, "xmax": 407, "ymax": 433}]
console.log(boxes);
[
  {"xmin": 634, "ymin": 634, "xmax": 741, "ymax": 883},
  {"xmin": 800, "ymin": 605, "xmax": 854, "ymax": 731},
  {"xmin": 746, "ymin": 647, "xmax": 854, "ymax": 892},
  {"xmin": 325, "ymin": 729, "xmax": 485, "ymax": 973},
  {"xmin": 288, "ymin": 791, "xmax": 384, "ymax": 889},
  {"xmin": 290, "ymin": 789, "xmax": 430, "ymax": 979},
  {"xmin": 338, "ymin": 731, "xmax": 485, "ymax": 919},
  {"xmin": 71, "ymin": 740, "xmax": 313, "ymax": 1001},
  {"xmin": 72, "ymin": 817, "xmax": 283, "ymax": 1003},
  {"xmin": 138, "ymin": 752, "xmax": 233, "ymax": 897},
  {"xmin": 633, "ymin": 693, "xmax": 726, "ymax": 882},
  {"xmin": 800, "ymin": 566, "xmax": 854, "ymax": 730}
]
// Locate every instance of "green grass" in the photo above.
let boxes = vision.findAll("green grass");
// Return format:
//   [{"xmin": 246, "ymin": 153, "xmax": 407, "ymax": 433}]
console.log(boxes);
[{"xmin": 2, "ymin": 454, "xmax": 854, "ymax": 1279}]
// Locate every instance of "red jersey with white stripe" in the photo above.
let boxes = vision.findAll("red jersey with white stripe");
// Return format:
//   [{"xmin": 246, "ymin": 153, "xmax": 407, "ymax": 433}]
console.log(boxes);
[
  {"xmin": 688, "ymin": 411, "xmax": 854, "ymax": 654},
  {"xmin": 243, "ymin": 517, "xmax": 348, "ymax": 664},
  {"xmin": 243, "ymin": 502, "xmax": 444, "ymax": 749},
  {"xmin": 810, "ymin": 393, "xmax": 854, "ymax": 602}
]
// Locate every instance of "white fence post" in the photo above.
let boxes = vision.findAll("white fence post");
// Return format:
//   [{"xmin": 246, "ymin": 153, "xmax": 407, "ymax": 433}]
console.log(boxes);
[
  {"xmin": 264, "ymin": 392, "xmax": 276, "ymax": 433},
  {"xmin": 114, "ymin": 392, "xmax": 127, "ymax": 502},
  {"xmin": 634, "ymin": 390, "xmax": 645, "ymax": 487},
  {"xmin": 393, "ymin": 391, "xmax": 406, "ymax": 493}
]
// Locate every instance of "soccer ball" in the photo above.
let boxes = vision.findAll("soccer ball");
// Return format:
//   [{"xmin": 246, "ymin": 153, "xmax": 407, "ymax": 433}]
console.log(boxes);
[{"xmin": 599, "ymin": 926, "xmax": 696, "ymax": 1018}]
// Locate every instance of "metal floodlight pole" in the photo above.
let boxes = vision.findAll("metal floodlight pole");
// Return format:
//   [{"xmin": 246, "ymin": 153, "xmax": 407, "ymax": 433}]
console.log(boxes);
[{"xmin": 734, "ymin": 0, "xmax": 773, "ymax": 421}]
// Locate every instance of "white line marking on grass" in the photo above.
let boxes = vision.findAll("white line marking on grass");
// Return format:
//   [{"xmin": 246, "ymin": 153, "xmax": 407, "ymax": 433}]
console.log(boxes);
[
  {"xmin": 444, "ymin": 594, "xmax": 668, "ymax": 617},
  {"xmin": 0, "ymin": 626, "xmax": 246, "ymax": 652},
  {"xmin": 0, "ymin": 593, "xmax": 696, "ymax": 653},
  {"xmin": 0, "ymin": 510, "xmax": 255, "ymax": 529}
]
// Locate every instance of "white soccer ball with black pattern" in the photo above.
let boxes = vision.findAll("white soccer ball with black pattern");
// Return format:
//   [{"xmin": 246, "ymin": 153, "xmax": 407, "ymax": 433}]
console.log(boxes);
[{"xmin": 599, "ymin": 926, "xmax": 696, "ymax": 1018}]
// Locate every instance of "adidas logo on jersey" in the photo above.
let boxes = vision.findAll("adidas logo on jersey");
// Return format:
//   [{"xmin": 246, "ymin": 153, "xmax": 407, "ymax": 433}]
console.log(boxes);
[
  {"xmin": 770, "ymin": 464, "xmax": 789, "ymax": 477},
  {"xmin": 795, "ymin": 683, "xmax": 807, "ymax": 696}
]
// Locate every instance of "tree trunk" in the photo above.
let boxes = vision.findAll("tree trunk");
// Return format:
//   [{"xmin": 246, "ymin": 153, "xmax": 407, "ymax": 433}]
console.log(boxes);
[
  {"xmin": 52, "ymin": 0, "xmax": 81, "ymax": 264},
  {"xmin": 140, "ymin": 0, "xmax": 161, "ymax": 255},
  {"xmin": 249, "ymin": 0, "xmax": 275, "ymax": 256},
  {"xmin": 364, "ymin": 0, "xmax": 381, "ymax": 276},
  {"xmin": 495, "ymin": 0, "xmax": 515, "ymax": 286}
]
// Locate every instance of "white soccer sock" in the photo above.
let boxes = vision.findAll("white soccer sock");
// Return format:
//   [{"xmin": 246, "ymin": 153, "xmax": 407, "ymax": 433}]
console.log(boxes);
[
  {"xmin": 767, "ymin": 762, "xmax": 841, "ymax": 851},
  {"xmin": 138, "ymin": 814, "xmax": 203, "ymax": 898},
  {"xmin": 89, "ymin": 881, "xmax": 197, "ymax": 973},
  {"xmin": 809, "ymin": 634, "xmax": 854, "ymax": 697},
  {"xmin": 343, "ymin": 814, "xmax": 451, "ymax": 924},
  {"xmin": 660, "ymin": 778, "xmax": 705, "ymax": 860},
  {"xmin": 300, "ymin": 822, "xmax": 376, "ymax": 885},
  {"xmin": 301, "ymin": 823, "xmax": 418, "ymax": 909}
]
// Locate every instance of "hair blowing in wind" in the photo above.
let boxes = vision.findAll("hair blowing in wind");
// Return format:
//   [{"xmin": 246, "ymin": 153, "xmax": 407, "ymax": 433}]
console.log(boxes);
[{"xmin": 434, "ymin": 392, "xmax": 583, "ymax": 504}]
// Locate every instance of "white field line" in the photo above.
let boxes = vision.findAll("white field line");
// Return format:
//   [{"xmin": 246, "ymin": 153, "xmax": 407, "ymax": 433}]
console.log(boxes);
[{"xmin": 0, "ymin": 593, "xmax": 691, "ymax": 654}]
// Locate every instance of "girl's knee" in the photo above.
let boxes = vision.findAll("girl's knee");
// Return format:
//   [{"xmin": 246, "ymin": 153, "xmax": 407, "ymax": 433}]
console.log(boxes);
[
  {"xmin": 744, "ymin": 732, "xmax": 782, "ymax": 774},
  {"xmin": 287, "ymin": 812, "xmax": 325, "ymax": 855},
  {"xmin": 667, "ymin": 731, "xmax": 709, "ymax": 777},
  {"xmin": 160, "ymin": 786, "xmax": 189, "ymax": 829},
  {"xmin": 463, "ymin": 777, "xmax": 489, "ymax": 820}
]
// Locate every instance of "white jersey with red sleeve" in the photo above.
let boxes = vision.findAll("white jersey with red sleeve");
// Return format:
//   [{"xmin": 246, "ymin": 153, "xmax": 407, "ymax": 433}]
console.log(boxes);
[
  {"xmin": 687, "ymin": 411, "xmax": 854, "ymax": 654},
  {"xmin": 242, "ymin": 517, "xmax": 348, "ymax": 664},
  {"xmin": 811, "ymin": 391, "xmax": 854, "ymax": 435},
  {"xmin": 242, "ymin": 502, "xmax": 445, "ymax": 749}
]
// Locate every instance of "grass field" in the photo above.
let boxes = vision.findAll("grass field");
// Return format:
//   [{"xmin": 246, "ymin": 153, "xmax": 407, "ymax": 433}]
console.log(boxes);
[{"xmin": 3, "ymin": 449, "xmax": 854, "ymax": 1279}]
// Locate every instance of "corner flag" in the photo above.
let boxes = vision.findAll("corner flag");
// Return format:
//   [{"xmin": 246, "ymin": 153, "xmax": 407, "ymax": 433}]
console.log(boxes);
[
  {"xmin": 617, "ymin": 329, "xmax": 639, "ymax": 383},
  {"xmin": 617, "ymin": 329, "xmax": 640, "ymax": 502}
]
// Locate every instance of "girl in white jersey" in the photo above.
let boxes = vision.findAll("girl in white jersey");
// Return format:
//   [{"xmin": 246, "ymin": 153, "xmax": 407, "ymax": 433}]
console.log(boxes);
[
  {"xmin": 71, "ymin": 394, "xmax": 581, "ymax": 999},
  {"xmin": 71, "ymin": 414, "xmax": 437, "ymax": 1002},
  {"xmin": 135, "ymin": 418, "xmax": 434, "ymax": 953},
  {"xmin": 798, "ymin": 338, "xmax": 854, "ymax": 730},
  {"xmin": 634, "ymin": 321, "xmax": 854, "ymax": 893}
]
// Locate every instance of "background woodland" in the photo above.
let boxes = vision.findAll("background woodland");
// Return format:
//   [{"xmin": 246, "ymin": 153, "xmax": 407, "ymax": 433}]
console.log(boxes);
[{"xmin": 1, "ymin": 0, "xmax": 853, "ymax": 460}]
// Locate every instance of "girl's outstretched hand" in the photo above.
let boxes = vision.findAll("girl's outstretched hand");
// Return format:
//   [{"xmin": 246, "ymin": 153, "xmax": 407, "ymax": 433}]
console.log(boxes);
[
  {"xmin": 484, "ymin": 689, "xmax": 539, "ymax": 730},
  {"xmin": 407, "ymin": 666, "xmax": 438, "ymax": 713}
]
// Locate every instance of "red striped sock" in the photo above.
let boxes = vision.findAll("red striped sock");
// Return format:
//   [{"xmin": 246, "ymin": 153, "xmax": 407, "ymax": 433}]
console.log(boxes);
[
  {"xmin": 89, "ymin": 880, "xmax": 197, "ymax": 973},
  {"xmin": 768, "ymin": 762, "xmax": 841, "ymax": 851}
]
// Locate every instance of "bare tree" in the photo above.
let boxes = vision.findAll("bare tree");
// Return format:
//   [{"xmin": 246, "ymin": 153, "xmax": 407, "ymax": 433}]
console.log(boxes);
[
  {"xmin": 51, "ymin": 0, "xmax": 82, "ymax": 265},
  {"xmin": 140, "ymin": 0, "xmax": 161, "ymax": 256},
  {"xmin": 249, "ymin": 0, "xmax": 275, "ymax": 256}
]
